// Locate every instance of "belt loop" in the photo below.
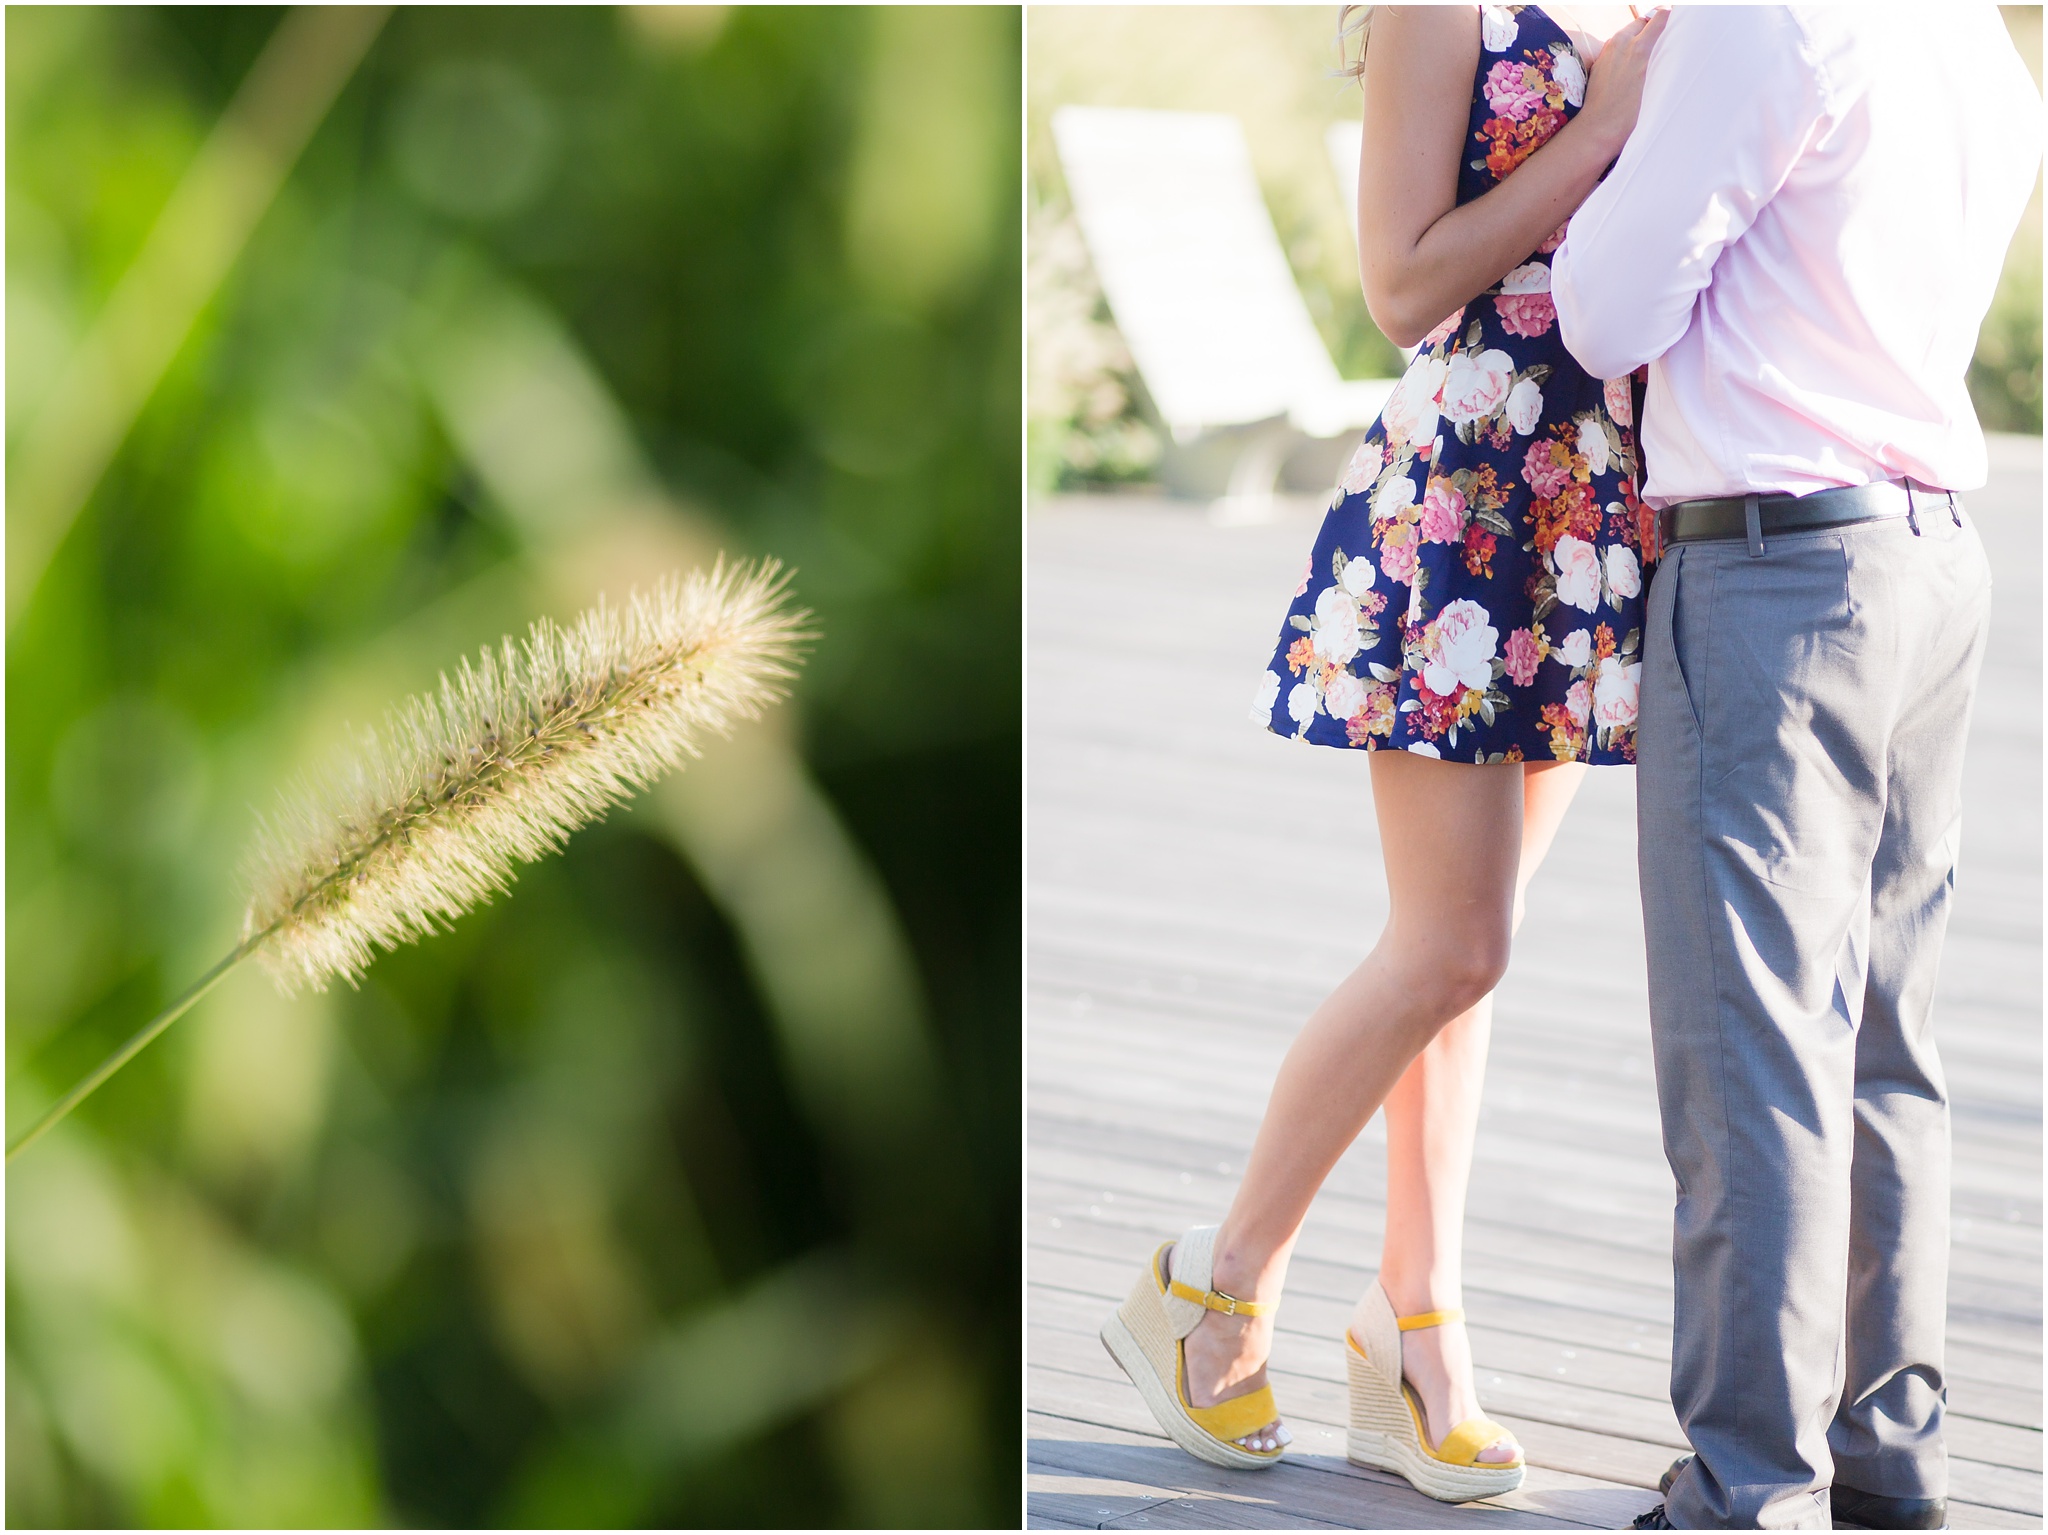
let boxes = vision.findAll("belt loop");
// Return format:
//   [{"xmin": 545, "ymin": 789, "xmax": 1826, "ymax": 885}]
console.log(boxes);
[
  {"xmin": 1903, "ymin": 480, "xmax": 1921, "ymax": 537},
  {"xmin": 1744, "ymin": 493, "xmax": 1763, "ymax": 558}
]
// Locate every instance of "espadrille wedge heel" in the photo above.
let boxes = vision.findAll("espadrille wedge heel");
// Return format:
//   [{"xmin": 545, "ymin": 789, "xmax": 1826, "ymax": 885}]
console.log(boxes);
[
  {"xmin": 1344, "ymin": 1282, "xmax": 1524, "ymax": 1502},
  {"xmin": 1099, "ymin": 1225, "xmax": 1285, "ymax": 1470}
]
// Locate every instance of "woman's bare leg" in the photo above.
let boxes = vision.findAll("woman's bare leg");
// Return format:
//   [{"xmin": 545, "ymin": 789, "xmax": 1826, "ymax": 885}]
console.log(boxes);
[
  {"xmin": 1369, "ymin": 759, "xmax": 1586, "ymax": 1459},
  {"xmin": 1178, "ymin": 752, "xmax": 1581, "ymax": 1446}
]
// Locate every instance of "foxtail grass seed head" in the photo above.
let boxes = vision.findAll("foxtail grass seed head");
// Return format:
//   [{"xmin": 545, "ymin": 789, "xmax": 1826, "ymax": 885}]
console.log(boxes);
[{"xmin": 241, "ymin": 560, "xmax": 809, "ymax": 993}]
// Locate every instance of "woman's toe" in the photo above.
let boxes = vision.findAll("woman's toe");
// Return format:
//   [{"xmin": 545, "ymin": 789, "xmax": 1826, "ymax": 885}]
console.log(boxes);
[
  {"xmin": 1479, "ymin": 1436, "xmax": 1519, "ymax": 1464},
  {"xmin": 1237, "ymin": 1420, "xmax": 1284, "ymax": 1451}
]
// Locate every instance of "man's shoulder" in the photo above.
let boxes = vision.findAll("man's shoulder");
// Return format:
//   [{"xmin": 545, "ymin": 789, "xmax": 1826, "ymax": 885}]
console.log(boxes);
[
  {"xmin": 1653, "ymin": 5, "xmax": 1823, "ymax": 108},
  {"xmin": 1781, "ymin": 4, "xmax": 2031, "ymax": 112},
  {"xmin": 1664, "ymin": 3, "xmax": 1806, "ymax": 47}
]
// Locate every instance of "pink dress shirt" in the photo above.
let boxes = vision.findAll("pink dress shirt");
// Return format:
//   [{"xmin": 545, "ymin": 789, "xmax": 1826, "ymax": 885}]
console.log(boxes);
[{"xmin": 1552, "ymin": 5, "xmax": 2042, "ymax": 507}]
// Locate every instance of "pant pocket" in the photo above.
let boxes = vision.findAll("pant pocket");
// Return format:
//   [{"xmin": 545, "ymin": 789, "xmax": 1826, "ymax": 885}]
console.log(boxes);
[{"xmin": 1652, "ymin": 544, "xmax": 1710, "ymax": 738}]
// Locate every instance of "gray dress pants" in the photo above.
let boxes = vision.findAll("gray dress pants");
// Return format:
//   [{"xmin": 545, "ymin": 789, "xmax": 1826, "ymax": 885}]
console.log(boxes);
[{"xmin": 1636, "ymin": 506, "xmax": 1991, "ymax": 1530}]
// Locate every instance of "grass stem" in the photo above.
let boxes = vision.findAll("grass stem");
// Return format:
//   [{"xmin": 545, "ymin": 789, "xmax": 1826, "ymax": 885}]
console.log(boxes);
[{"xmin": 6, "ymin": 936, "xmax": 264, "ymax": 1164}]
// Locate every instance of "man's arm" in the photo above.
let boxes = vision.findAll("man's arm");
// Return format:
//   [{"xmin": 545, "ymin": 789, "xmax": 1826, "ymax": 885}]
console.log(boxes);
[{"xmin": 1552, "ymin": 6, "xmax": 1827, "ymax": 381}]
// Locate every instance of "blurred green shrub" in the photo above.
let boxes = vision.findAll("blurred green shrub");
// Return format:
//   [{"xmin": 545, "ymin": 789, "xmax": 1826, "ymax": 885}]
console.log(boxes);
[{"xmin": 7, "ymin": 6, "xmax": 1018, "ymax": 1528}]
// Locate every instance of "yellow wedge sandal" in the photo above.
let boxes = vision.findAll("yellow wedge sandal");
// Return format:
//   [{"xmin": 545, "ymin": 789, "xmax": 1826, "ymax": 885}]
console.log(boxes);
[
  {"xmin": 1100, "ymin": 1224, "xmax": 1285, "ymax": 1470},
  {"xmin": 1345, "ymin": 1282, "xmax": 1524, "ymax": 1502}
]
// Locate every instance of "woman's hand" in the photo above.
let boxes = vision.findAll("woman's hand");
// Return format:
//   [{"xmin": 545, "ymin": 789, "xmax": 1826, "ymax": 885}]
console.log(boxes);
[{"xmin": 1574, "ymin": 9, "xmax": 1669, "ymax": 159}]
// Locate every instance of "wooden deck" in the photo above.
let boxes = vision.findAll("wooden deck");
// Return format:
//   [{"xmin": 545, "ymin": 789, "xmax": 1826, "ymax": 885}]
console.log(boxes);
[{"xmin": 1026, "ymin": 437, "xmax": 2044, "ymax": 1531}]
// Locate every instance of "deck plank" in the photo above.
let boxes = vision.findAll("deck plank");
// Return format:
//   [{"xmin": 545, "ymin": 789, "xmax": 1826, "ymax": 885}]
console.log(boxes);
[{"xmin": 1026, "ymin": 439, "xmax": 2042, "ymax": 1529}]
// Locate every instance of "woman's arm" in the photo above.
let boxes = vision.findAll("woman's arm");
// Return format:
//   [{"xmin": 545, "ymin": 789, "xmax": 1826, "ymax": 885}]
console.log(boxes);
[{"xmin": 1355, "ymin": 5, "xmax": 1666, "ymax": 348}]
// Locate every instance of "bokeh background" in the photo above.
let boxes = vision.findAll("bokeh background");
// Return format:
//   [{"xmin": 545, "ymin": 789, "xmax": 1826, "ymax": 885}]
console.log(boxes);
[
  {"xmin": 1028, "ymin": 4, "xmax": 2045, "ymax": 494},
  {"xmin": 7, "ymin": 6, "xmax": 1018, "ymax": 1527}
]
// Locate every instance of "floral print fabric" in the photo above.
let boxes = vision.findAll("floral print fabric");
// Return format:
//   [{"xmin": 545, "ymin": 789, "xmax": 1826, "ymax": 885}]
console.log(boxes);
[{"xmin": 1255, "ymin": 4, "xmax": 1655, "ymax": 764}]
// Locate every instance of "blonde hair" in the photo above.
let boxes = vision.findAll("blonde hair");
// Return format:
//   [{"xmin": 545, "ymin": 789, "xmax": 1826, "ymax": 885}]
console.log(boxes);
[{"xmin": 1337, "ymin": 5, "xmax": 1374, "ymax": 82}]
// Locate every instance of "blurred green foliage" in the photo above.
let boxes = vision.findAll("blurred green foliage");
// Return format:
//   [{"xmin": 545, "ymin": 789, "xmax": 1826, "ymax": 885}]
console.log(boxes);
[{"xmin": 7, "ymin": 6, "xmax": 1019, "ymax": 1527}]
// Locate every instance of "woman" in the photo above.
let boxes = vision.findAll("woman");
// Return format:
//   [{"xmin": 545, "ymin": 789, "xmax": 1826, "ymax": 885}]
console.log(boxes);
[{"xmin": 1100, "ymin": 3, "xmax": 1669, "ymax": 1504}]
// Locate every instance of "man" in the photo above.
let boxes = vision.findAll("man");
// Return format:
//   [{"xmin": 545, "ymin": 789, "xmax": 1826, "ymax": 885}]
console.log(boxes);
[{"xmin": 1551, "ymin": 8, "xmax": 2041, "ymax": 1531}]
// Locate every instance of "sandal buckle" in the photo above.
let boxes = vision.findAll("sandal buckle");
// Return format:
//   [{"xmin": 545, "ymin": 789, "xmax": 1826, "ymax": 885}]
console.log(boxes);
[{"xmin": 1210, "ymin": 1290, "xmax": 1241, "ymax": 1315}]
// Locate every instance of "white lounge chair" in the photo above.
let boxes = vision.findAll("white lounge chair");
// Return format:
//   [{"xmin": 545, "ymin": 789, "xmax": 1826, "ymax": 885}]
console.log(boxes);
[{"xmin": 1052, "ymin": 105, "xmax": 1399, "ymax": 513}]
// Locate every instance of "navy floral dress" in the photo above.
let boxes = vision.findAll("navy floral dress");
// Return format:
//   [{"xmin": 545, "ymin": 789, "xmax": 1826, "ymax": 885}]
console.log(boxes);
[{"xmin": 1253, "ymin": 4, "xmax": 1655, "ymax": 764}]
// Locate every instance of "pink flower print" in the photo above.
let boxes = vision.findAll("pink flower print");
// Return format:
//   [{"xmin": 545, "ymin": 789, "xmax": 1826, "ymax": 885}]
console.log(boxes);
[
  {"xmin": 1295, "ymin": 556, "xmax": 1312, "ymax": 597},
  {"xmin": 1604, "ymin": 375, "xmax": 1633, "ymax": 427},
  {"xmin": 1494, "ymin": 261, "xmax": 1555, "ymax": 339},
  {"xmin": 1503, "ymin": 626, "xmax": 1541, "ymax": 687},
  {"xmin": 1484, "ymin": 60, "xmax": 1545, "ymax": 122},
  {"xmin": 1420, "ymin": 308, "xmax": 1466, "ymax": 350},
  {"xmin": 1537, "ymin": 220, "xmax": 1569, "ymax": 255},
  {"xmin": 1379, "ymin": 520, "xmax": 1421, "ymax": 584},
  {"xmin": 1524, "ymin": 439, "xmax": 1571, "ymax": 500},
  {"xmin": 1419, "ymin": 478, "xmax": 1469, "ymax": 545},
  {"xmin": 1494, "ymin": 291, "xmax": 1555, "ymax": 339},
  {"xmin": 1565, "ymin": 677, "xmax": 1593, "ymax": 727}
]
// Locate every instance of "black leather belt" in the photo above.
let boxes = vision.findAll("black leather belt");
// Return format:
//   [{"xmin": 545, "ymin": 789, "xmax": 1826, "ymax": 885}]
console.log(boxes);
[{"xmin": 1657, "ymin": 480, "xmax": 1958, "ymax": 557}]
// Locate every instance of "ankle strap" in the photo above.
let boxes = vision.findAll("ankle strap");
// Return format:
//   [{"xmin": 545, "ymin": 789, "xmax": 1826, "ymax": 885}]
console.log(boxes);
[
  {"xmin": 1168, "ymin": 1279, "xmax": 1270, "ymax": 1317},
  {"xmin": 1396, "ymin": 1307, "xmax": 1464, "ymax": 1332}
]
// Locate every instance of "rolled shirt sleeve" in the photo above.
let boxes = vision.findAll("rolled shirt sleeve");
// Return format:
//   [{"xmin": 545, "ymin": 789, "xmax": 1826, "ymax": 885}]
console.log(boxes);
[{"xmin": 1552, "ymin": 6, "xmax": 1828, "ymax": 381}]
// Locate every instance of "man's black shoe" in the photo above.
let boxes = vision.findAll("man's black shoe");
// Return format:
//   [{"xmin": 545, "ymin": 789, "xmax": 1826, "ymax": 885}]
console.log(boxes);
[
  {"xmin": 1831, "ymin": 1484, "xmax": 1947, "ymax": 1530},
  {"xmin": 1629, "ymin": 1506, "xmax": 1676, "ymax": 1529},
  {"xmin": 1653, "ymin": 1457, "xmax": 1945, "ymax": 1529}
]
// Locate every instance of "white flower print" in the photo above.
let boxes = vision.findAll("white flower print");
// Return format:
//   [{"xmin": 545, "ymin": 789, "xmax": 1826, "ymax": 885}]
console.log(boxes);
[
  {"xmin": 1481, "ymin": 5, "xmax": 1518, "ymax": 51},
  {"xmin": 1340, "ymin": 555, "xmax": 1376, "ymax": 597},
  {"xmin": 1500, "ymin": 262, "xmax": 1550, "ymax": 295},
  {"xmin": 1566, "ymin": 678, "xmax": 1593, "ymax": 726},
  {"xmin": 1312, "ymin": 585, "xmax": 1363, "ymax": 664},
  {"xmin": 1553, "ymin": 49, "xmax": 1586, "ymax": 107},
  {"xmin": 1556, "ymin": 628, "xmax": 1593, "ymax": 669},
  {"xmin": 1287, "ymin": 681, "xmax": 1319, "ymax": 728},
  {"xmin": 1505, "ymin": 378, "xmax": 1544, "ymax": 435},
  {"xmin": 1439, "ymin": 348, "xmax": 1517, "ymax": 425},
  {"xmin": 1419, "ymin": 599, "xmax": 1500, "ymax": 697},
  {"xmin": 1576, "ymin": 415, "xmax": 1611, "ymax": 476},
  {"xmin": 1324, "ymin": 669, "xmax": 1368, "ymax": 721},
  {"xmin": 1252, "ymin": 668, "xmax": 1281, "ymax": 724},
  {"xmin": 1594, "ymin": 656, "xmax": 1642, "ymax": 731},
  {"xmin": 1381, "ymin": 356, "xmax": 1449, "ymax": 447},
  {"xmin": 1605, "ymin": 544, "xmax": 1643, "ymax": 601},
  {"xmin": 1553, "ymin": 535, "xmax": 1602, "ymax": 612},
  {"xmin": 1374, "ymin": 475, "xmax": 1418, "ymax": 522},
  {"xmin": 1407, "ymin": 741, "xmax": 1442, "ymax": 759},
  {"xmin": 1338, "ymin": 438, "xmax": 1384, "ymax": 497}
]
